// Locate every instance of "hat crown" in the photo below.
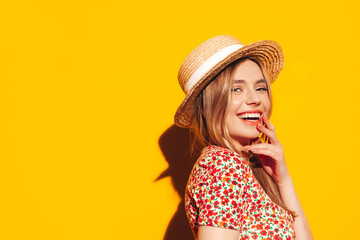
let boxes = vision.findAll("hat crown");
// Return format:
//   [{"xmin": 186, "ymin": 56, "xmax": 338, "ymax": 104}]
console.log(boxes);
[{"xmin": 178, "ymin": 35, "xmax": 243, "ymax": 93}]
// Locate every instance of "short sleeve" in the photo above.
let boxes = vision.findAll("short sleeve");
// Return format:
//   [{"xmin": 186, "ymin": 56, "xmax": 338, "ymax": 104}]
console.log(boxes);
[{"xmin": 193, "ymin": 147, "xmax": 249, "ymax": 231}]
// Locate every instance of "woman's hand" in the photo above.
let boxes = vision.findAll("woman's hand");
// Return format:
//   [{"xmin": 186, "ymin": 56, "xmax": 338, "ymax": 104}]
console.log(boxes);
[
  {"xmin": 243, "ymin": 115, "xmax": 291, "ymax": 185},
  {"xmin": 245, "ymin": 115, "xmax": 314, "ymax": 239}
]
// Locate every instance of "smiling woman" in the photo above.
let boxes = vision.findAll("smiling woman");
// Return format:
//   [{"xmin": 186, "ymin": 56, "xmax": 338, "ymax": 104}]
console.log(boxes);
[{"xmin": 174, "ymin": 35, "xmax": 313, "ymax": 240}]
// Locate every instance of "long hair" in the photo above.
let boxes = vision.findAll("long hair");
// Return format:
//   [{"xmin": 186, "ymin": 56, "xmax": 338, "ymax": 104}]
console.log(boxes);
[{"xmin": 190, "ymin": 58, "xmax": 296, "ymax": 217}]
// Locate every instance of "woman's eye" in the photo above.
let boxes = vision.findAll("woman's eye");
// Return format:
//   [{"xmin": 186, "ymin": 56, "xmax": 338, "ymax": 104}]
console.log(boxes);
[
  {"xmin": 231, "ymin": 87, "xmax": 242, "ymax": 92},
  {"xmin": 256, "ymin": 87, "xmax": 268, "ymax": 91}
]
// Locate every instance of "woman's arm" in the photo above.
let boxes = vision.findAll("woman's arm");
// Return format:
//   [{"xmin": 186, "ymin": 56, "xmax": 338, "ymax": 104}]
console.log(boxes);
[
  {"xmin": 198, "ymin": 226, "xmax": 239, "ymax": 240},
  {"xmin": 243, "ymin": 115, "xmax": 313, "ymax": 240},
  {"xmin": 277, "ymin": 177, "xmax": 313, "ymax": 240},
  {"xmin": 191, "ymin": 147, "xmax": 249, "ymax": 240}
]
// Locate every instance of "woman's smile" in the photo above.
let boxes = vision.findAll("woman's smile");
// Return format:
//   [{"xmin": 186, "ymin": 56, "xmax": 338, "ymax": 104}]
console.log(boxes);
[{"xmin": 237, "ymin": 110, "xmax": 263, "ymax": 125}]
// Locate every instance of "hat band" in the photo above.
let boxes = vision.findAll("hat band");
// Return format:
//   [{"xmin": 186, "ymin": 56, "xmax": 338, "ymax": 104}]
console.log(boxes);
[{"xmin": 184, "ymin": 44, "xmax": 243, "ymax": 93}]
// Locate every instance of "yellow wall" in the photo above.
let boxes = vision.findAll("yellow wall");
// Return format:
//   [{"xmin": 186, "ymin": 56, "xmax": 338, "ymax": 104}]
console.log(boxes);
[{"xmin": 0, "ymin": 0, "xmax": 359, "ymax": 239}]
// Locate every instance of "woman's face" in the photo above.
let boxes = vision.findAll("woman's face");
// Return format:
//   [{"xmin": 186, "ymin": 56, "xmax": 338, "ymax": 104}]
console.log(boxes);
[{"xmin": 224, "ymin": 59, "xmax": 271, "ymax": 147}]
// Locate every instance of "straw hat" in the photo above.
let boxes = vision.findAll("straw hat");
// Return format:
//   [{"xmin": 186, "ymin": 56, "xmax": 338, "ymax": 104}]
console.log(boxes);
[{"xmin": 174, "ymin": 35, "xmax": 284, "ymax": 128}]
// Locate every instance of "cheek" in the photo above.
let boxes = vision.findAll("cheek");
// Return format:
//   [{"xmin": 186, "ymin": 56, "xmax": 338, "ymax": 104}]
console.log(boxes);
[
  {"xmin": 261, "ymin": 95, "xmax": 271, "ymax": 110},
  {"xmin": 225, "ymin": 99, "xmax": 241, "ymax": 126},
  {"xmin": 264, "ymin": 102, "xmax": 271, "ymax": 118},
  {"xmin": 228, "ymin": 97, "xmax": 242, "ymax": 110},
  {"xmin": 225, "ymin": 101, "xmax": 240, "ymax": 122}
]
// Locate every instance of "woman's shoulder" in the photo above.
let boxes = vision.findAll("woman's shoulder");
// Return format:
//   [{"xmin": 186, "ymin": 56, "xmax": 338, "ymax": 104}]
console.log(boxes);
[
  {"xmin": 188, "ymin": 145, "xmax": 251, "ymax": 193},
  {"xmin": 197, "ymin": 145, "xmax": 249, "ymax": 171},
  {"xmin": 201, "ymin": 145, "xmax": 244, "ymax": 160}
]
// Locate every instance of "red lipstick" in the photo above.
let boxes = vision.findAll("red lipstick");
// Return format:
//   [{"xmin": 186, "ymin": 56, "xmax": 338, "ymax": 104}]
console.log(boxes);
[{"xmin": 239, "ymin": 118, "xmax": 261, "ymax": 125}]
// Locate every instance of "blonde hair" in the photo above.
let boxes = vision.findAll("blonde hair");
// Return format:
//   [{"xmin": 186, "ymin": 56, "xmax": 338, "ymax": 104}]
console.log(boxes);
[{"xmin": 191, "ymin": 58, "xmax": 296, "ymax": 217}]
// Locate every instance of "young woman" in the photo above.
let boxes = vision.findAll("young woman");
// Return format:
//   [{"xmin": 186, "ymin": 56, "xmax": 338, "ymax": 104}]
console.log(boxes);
[{"xmin": 174, "ymin": 35, "xmax": 313, "ymax": 240}]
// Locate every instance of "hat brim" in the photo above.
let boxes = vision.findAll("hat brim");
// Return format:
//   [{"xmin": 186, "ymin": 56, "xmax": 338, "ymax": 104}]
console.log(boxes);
[{"xmin": 174, "ymin": 40, "xmax": 284, "ymax": 128}]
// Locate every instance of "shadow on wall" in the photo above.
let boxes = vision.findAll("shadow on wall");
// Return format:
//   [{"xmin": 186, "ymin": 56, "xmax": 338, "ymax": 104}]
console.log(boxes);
[{"xmin": 156, "ymin": 124, "xmax": 203, "ymax": 240}]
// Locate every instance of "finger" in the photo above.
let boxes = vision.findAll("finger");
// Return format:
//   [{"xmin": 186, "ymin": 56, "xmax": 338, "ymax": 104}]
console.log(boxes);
[
  {"xmin": 262, "ymin": 114, "xmax": 275, "ymax": 131},
  {"xmin": 244, "ymin": 143, "xmax": 273, "ymax": 150},
  {"xmin": 248, "ymin": 148, "xmax": 277, "ymax": 160},
  {"xmin": 244, "ymin": 144, "xmax": 283, "ymax": 160},
  {"xmin": 256, "ymin": 123, "xmax": 280, "ymax": 145},
  {"xmin": 244, "ymin": 143, "xmax": 281, "ymax": 155}
]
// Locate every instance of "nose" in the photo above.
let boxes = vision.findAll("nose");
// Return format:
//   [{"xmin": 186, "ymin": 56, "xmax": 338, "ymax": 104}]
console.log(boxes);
[{"xmin": 245, "ymin": 89, "xmax": 261, "ymax": 105}]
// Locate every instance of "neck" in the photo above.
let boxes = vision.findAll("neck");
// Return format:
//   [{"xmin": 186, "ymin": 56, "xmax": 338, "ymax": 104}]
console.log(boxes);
[{"xmin": 222, "ymin": 137, "xmax": 248, "ymax": 156}]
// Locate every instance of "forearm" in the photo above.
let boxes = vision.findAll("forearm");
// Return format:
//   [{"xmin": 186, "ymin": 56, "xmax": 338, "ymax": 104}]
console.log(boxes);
[{"xmin": 277, "ymin": 178, "xmax": 313, "ymax": 240}]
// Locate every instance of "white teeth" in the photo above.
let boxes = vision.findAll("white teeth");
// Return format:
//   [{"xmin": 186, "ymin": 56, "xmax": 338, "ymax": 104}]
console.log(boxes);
[{"xmin": 238, "ymin": 112, "xmax": 261, "ymax": 119}]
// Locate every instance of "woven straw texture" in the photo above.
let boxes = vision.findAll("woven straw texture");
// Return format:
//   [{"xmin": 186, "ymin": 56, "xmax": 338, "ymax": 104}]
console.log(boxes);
[{"xmin": 174, "ymin": 35, "xmax": 284, "ymax": 128}]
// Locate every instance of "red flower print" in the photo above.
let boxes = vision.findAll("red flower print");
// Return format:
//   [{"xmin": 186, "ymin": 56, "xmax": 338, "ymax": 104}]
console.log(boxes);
[
  {"xmin": 274, "ymin": 234, "xmax": 282, "ymax": 240},
  {"xmin": 184, "ymin": 146, "xmax": 294, "ymax": 239},
  {"xmin": 256, "ymin": 224, "xmax": 263, "ymax": 230}
]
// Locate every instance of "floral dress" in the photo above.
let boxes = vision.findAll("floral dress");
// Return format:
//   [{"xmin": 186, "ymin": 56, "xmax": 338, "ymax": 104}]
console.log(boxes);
[{"xmin": 185, "ymin": 145, "xmax": 295, "ymax": 240}]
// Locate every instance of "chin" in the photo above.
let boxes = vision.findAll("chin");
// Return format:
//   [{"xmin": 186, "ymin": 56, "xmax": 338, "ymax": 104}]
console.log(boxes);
[
  {"xmin": 231, "ymin": 133, "xmax": 260, "ymax": 146},
  {"xmin": 242, "ymin": 130, "xmax": 261, "ymax": 140}
]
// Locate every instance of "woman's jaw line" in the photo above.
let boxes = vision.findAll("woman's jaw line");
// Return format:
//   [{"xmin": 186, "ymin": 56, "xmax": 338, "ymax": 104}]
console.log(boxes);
[{"xmin": 223, "ymin": 133, "xmax": 260, "ymax": 151}]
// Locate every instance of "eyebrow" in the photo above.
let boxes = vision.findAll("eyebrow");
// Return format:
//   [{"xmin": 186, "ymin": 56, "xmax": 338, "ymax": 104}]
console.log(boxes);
[{"xmin": 234, "ymin": 79, "xmax": 267, "ymax": 84}]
